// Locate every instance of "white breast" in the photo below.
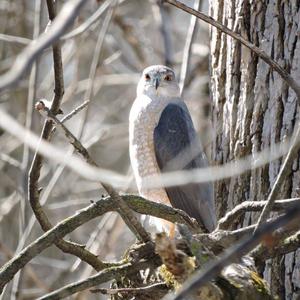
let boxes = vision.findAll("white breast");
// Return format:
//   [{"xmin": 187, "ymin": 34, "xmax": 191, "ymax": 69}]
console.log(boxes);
[{"xmin": 129, "ymin": 94, "xmax": 171, "ymax": 205}]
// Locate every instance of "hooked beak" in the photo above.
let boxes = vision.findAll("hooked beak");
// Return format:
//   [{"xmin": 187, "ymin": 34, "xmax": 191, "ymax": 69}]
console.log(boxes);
[{"xmin": 155, "ymin": 78, "xmax": 159, "ymax": 90}]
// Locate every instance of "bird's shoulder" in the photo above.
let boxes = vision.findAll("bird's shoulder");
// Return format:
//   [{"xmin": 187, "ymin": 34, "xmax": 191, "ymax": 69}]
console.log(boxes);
[
  {"xmin": 156, "ymin": 101, "xmax": 194, "ymax": 132},
  {"xmin": 130, "ymin": 94, "xmax": 183, "ymax": 123}
]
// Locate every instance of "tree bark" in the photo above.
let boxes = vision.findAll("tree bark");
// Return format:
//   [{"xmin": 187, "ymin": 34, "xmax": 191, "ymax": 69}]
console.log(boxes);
[{"xmin": 209, "ymin": 1, "xmax": 300, "ymax": 299}]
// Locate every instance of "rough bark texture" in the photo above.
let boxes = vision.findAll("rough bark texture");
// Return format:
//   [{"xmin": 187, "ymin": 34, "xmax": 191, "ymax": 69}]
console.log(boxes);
[{"xmin": 209, "ymin": 1, "xmax": 300, "ymax": 299}]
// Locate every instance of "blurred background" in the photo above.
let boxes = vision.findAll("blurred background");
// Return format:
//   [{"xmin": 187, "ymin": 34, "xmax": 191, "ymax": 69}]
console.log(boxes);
[{"xmin": 0, "ymin": 0, "xmax": 212, "ymax": 298}]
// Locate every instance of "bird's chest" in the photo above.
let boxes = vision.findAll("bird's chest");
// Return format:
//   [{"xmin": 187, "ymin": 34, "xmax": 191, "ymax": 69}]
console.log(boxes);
[
  {"xmin": 129, "ymin": 101, "xmax": 170, "ymax": 204},
  {"xmin": 131, "ymin": 103, "xmax": 162, "ymax": 178}
]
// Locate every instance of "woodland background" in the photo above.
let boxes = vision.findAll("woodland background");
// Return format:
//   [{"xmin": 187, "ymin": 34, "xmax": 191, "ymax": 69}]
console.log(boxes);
[{"xmin": 0, "ymin": 0, "xmax": 299, "ymax": 299}]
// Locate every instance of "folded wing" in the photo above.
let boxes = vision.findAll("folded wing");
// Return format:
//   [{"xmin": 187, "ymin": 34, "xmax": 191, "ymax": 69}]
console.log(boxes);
[{"xmin": 154, "ymin": 103, "xmax": 216, "ymax": 232}]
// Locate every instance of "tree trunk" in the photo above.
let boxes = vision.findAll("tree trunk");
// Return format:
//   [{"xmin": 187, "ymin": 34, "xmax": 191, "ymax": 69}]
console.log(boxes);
[{"xmin": 209, "ymin": 1, "xmax": 300, "ymax": 299}]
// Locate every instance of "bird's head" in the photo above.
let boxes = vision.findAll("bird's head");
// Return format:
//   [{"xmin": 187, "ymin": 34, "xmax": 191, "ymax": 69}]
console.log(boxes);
[{"xmin": 137, "ymin": 65, "xmax": 180, "ymax": 98}]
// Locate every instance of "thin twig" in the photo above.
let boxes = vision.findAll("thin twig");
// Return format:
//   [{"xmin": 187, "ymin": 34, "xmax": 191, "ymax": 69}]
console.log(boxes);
[
  {"xmin": 0, "ymin": 0, "xmax": 86, "ymax": 92},
  {"xmin": 0, "ymin": 153, "xmax": 22, "ymax": 169},
  {"xmin": 60, "ymin": 100, "xmax": 90, "ymax": 123},
  {"xmin": 179, "ymin": 0, "xmax": 201, "ymax": 94},
  {"xmin": 36, "ymin": 102, "xmax": 151, "ymax": 242},
  {"xmin": 0, "ymin": 33, "xmax": 31, "ymax": 45},
  {"xmin": 50, "ymin": 100, "xmax": 90, "ymax": 136},
  {"xmin": 163, "ymin": 202, "xmax": 300, "ymax": 300},
  {"xmin": 217, "ymin": 198, "xmax": 300, "ymax": 230},
  {"xmin": 154, "ymin": 1, "xmax": 173, "ymax": 67},
  {"xmin": 61, "ymin": 0, "xmax": 113, "ymax": 40},
  {"xmin": 78, "ymin": 3, "xmax": 115, "ymax": 137}
]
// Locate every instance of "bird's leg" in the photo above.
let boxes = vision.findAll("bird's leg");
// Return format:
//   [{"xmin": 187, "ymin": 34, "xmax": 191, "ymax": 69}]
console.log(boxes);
[
  {"xmin": 169, "ymin": 223, "xmax": 175, "ymax": 239},
  {"xmin": 161, "ymin": 220, "xmax": 175, "ymax": 238}
]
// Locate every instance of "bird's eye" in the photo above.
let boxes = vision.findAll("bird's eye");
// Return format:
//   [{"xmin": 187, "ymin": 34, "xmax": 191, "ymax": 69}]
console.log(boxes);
[
  {"xmin": 145, "ymin": 74, "xmax": 151, "ymax": 80},
  {"xmin": 164, "ymin": 74, "xmax": 172, "ymax": 81}
]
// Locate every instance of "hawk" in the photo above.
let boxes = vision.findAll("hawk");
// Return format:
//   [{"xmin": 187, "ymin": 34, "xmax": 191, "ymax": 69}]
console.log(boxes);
[{"xmin": 129, "ymin": 65, "xmax": 216, "ymax": 233}]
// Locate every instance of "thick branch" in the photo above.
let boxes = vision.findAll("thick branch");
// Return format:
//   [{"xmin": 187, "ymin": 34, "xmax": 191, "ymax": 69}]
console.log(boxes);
[
  {"xmin": 0, "ymin": 195, "xmax": 194, "ymax": 292},
  {"xmin": 196, "ymin": 225, "xmax": 255, "ymax": 252}
]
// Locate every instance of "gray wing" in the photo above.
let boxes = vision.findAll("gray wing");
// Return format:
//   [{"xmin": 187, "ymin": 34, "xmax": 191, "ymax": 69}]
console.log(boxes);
[{"xmin": 154, "ymin": 102, "xmax": 216, "ymax": 232}]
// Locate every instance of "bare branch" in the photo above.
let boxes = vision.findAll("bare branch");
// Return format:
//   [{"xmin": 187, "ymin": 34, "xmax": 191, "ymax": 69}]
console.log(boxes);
[
  {"xmin": 61, "ymin": 0, "xmax": 113, "ymax": 40},
  {"xmin": 0, "ymin": 0, "xmax": 86, "ymax": 92},
  {"xmin": 157, "ymin": 3, "xmax": 173, "ymax": 67},
  {"xmin": 60, "ymin": 100, "xmax": 90, "ymax": 123},
  {"xmin": 217, "ymin": 198, "xmax": 300, "ymax": 230},
  {"xmin": 78, "ymin": 2, "xmax": 115, "ymax": 135},
  {"xmin": 179, "ymin": 0, "xmax": 201, "ymax": 94},
  {"xmin": 0, "ymin": 33, "xmax": 31, "ymax": 45},
  {"xmin": 196, "ymin": 225, "xmax": 255, "ymax": 251},
  {"xmin": 0, "ymin": 195, "xmax": 190, "ymax": 293}
]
